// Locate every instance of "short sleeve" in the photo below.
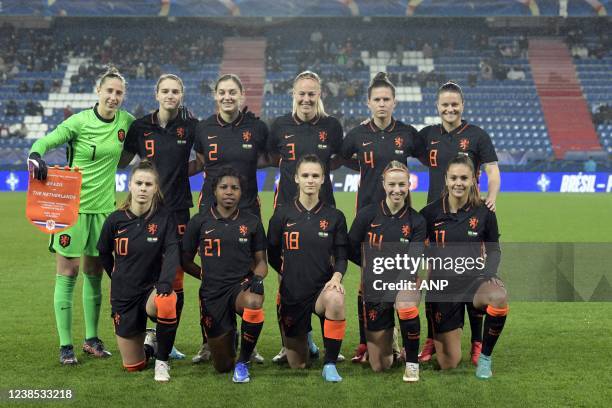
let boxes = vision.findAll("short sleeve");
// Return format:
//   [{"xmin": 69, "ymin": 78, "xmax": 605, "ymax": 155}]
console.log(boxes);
[
  {"xmin": 329, "ymin": 117, "xmax": 344, "ymax": 155},
  {"xmin": 182, "ymin": 214, "xmax": 203, "ymax": 255},
  {"xmin": 255, "ymin": 120, "xmax": 269, "ymax": 153},
  {"xmin": 267, "ymin": 118, "xmax": 282, "ymax": 155},
  {"xmin": 477, "ymin": 129, "xmax": 498, "ymax": 164},
  {"xmin": 251, "ymin": 220, "xmax": 268, "ymax": 253},
  {"xmin": 194, "ymin": 121, "xmax": 206, "ymax": 154},
  {"xmin": 123, "ymin": 122, "xmax": 140, "ymax": 155},
  {"xmin": 340, "ymin": 128, "xmax": 357, "ymax": 160}
]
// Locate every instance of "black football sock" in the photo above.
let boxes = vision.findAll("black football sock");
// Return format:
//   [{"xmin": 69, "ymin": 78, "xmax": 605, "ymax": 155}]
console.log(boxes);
[{"xmin": 482, "ymin": 305, "xmax": 508, "ymax": 357}]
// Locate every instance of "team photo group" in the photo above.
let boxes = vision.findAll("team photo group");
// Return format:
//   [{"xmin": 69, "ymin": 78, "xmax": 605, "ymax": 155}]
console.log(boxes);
[{"xmin": 27, "ymin": 65, "xmax": 509, "ymax": 384}]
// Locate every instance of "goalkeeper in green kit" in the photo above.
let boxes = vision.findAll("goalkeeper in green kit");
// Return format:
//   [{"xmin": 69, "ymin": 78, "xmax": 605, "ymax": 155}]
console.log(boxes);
[{"xmin": 28, "ymin": 67, "xmax": 135, "ymax": 365}]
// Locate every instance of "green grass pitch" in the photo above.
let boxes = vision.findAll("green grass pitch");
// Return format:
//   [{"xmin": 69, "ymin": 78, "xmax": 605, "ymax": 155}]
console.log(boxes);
[{"xmin": 1, "ymin": 192, "xmax": 611, "ymax": 407}]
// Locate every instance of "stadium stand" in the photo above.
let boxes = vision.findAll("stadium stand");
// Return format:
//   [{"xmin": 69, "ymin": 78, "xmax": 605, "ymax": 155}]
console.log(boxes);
[{"xmin": 0, "ymin": 16, "xmax": 609, "ymax": 170}]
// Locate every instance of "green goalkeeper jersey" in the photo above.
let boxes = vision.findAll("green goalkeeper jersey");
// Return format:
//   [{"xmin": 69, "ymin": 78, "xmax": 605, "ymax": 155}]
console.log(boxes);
[{"xmin": 30, "ymin": 106, "xmax": 135, "ymax": 214}]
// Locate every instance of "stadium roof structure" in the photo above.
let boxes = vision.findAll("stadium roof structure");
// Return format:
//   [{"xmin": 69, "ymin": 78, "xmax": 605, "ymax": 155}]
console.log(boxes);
[{"xmin": 0, "ymin": 0, "xmax": 609, "ymax": 17}]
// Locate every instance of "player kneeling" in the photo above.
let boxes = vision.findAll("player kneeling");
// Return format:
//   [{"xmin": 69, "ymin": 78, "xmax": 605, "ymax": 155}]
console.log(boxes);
[
  {"xmin": 267, "ymin": 155, "xmax": 348, "ymax": 382},
  {"xmin": 348, "ymin": 161, "xmax": 426, "ymax": 382},
  {"xmin": 97, "ymin": 160, "xmax": 179, "ymax": 382},
  {"xmin": 420, "ymin": 155, "xmax": 508, "ymax": 379},
  {"xmin": 182, "ymin": 167, "xmax": 267, "ymax": 383}
]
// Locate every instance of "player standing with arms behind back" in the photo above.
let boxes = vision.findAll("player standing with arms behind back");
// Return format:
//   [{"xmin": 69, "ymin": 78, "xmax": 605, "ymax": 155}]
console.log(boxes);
[
  {"xmin": 28, "ymin": 66, "xmax": 134, "ymax": 365},
  {"xmin": 415, "ymin": 82, "xmax": 500, "ymax": 365},
  {"xmin": 191, "ymin": 73, "xmax": 268, "ymax": 363},
  {"xmin": 121, "ymin": 73, "xmax": 198, "ymax": 360},
  {"xmin": 341, "ymin": 72, "xmax": 419, "ymax": 363},
  {"xmin": 267, "ymin": 70, "xmax": 344, "ymax": 362}
]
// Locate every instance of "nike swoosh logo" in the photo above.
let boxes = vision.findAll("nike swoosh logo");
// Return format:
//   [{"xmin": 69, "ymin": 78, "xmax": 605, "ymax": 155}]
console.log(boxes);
[
  {"xmin": 117, "ymin": 229, "xmax": 127, "ymax": 235},
  {"xmin": 286, "ymin": 222, "xmax": 297, "ymax": 227},
  {"xmin": 208, "ymin": 135, "xmax": 217, "ymax": 139},
  {"xmin": 205, "ymin": 229, "xmax": 215, "ymax": 234},
  {"xmin": 362, "ymin": 141, "xmax": 373, "ymax": 146},
  {"xmin": 144, "ymin": 132, "xmax": 153, "ymax": 136},
  {"xmin": 370, "ymin": 223, "xmax": 381, "ymax": 228},
  {"xmin": 284, "ymin": 134, "xmax": 295, "ymax": 139},
  {"xmin": 434, "ymin": 222, "xmax": 444, "ymax": 227},
  {"xmin": 431, "ymin": 140, "xmax": 440, "ymax": 145}
]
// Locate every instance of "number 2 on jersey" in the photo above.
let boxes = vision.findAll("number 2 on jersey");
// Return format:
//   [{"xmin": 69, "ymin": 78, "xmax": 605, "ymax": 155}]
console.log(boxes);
[{"xmin": 209, "ymin": 143, "xmax": 218, "ymax": 161}]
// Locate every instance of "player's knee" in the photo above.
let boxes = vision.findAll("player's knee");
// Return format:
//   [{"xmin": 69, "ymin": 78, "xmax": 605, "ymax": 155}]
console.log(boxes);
[
  {"xmin": 370, "ymin": 359, "xmax": 388, "ymax": 373},
  {"xmin": 438, "ymin": 353, "xmax": 461, "ymax": 370},
  {"xmin": 288, "ymin": 358, "xmax": 306, "ymax": 369},
  {"xmin": 487, "ymin": 288, "xmax": 508, "ymax": 308},
  {"xmin": 243, "ymin": 295, "xmax": 264, "ymax": 311},
  {"xmin": 325, "ymin": 291, "xmax": 345, "ymax": 315},
  {"xmin": 154, "ymin": 292, "xmax": 177, "ymax": 325}
]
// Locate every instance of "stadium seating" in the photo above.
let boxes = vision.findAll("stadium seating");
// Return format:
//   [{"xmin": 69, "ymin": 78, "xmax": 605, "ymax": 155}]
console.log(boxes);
[{"xmin": 1, "ymin": 21, "xmax": 610, "ymax": 168}]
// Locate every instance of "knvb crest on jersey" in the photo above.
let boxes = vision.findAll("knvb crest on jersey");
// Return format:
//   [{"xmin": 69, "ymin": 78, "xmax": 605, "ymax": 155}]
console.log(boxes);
[
  {"xmin": 469, "ymin": 217, "xmax": 479, "ymax": 230},
  {"xmin": 318, "ymin": 219, "xmax": 329, "ymax": 238},
  {"xmin": 400, "ymin": 224, "xmax": 411, "ymax": 243},
  {"xmin": 394, "ymin": 136, "xmax": 404, "ymax": 154},
  {"xmin": 147, "ymin": 223, "xmax": 159, "ymax": 242},
  {"xmin": 468, "ymin": 216, "xmax": 479, "ymax": 237},
  {"xmin": 176, "ymin": 127, "xmax": 187, "ymax": 144},
  {"xmin": 242, "ymin": 130, "xmax": 253, "ymax": 149},
  {"xmin": 118, "ymin": 129, "xmax": 126, "ymax": 142},
  {"xmin": 317, "ymin": 131, "xmax": 328, "ymax": 149},
  {"xmin": 239, "ymin": 224, "xmax": 249, "ymax": 243},
  {"xmin": 459, "ymin": 138, "xmax": 470, "ymax": 150}
]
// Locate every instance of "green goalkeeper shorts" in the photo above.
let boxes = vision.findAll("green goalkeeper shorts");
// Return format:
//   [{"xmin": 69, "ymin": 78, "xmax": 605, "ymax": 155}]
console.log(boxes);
[{"xmin": 49, "ymin": 213, "xmax": 110, "ymax": 258}]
